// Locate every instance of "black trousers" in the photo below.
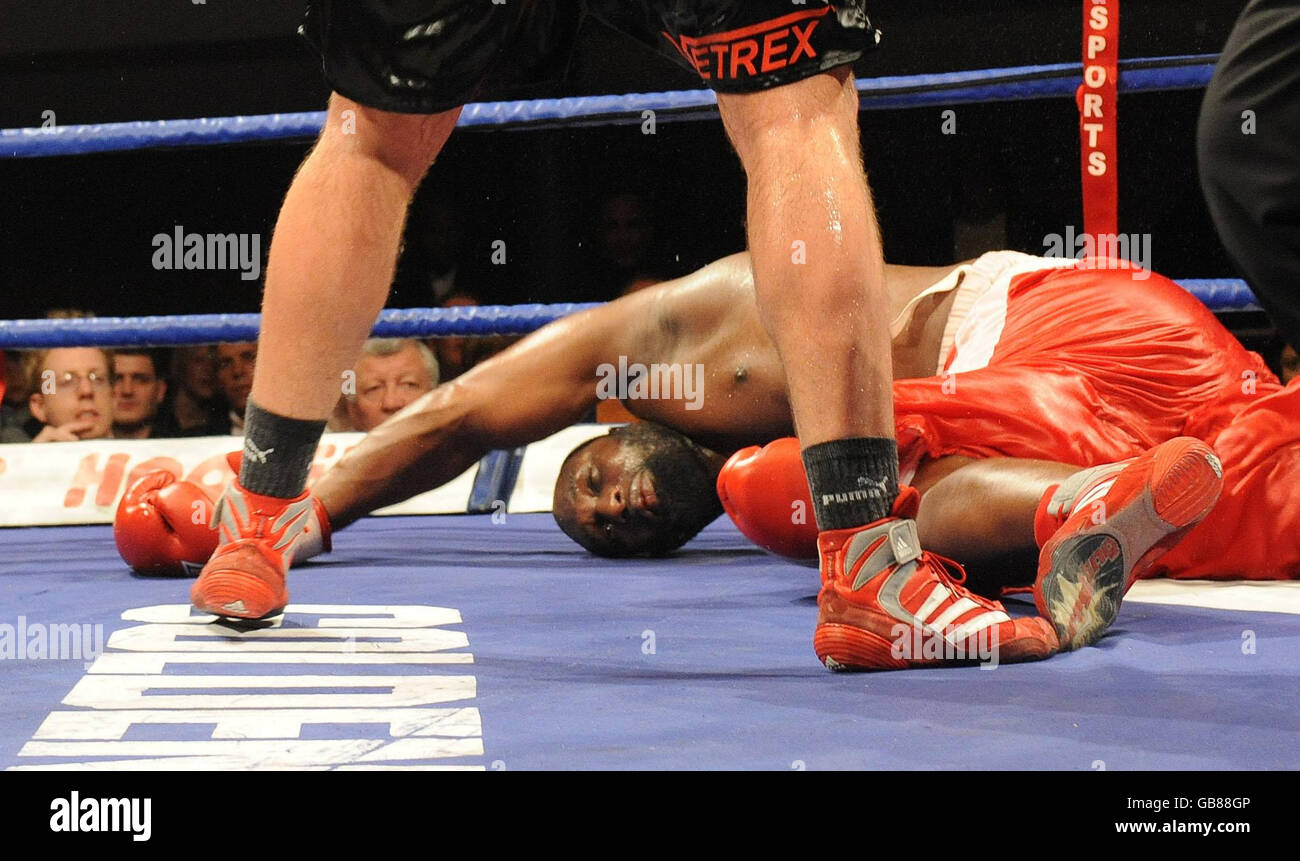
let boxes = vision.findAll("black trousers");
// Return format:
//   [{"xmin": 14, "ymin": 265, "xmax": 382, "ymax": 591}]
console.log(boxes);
[{"xmin": 1198, "ymin": 0, "xmax": 1300, "ymax": 349}]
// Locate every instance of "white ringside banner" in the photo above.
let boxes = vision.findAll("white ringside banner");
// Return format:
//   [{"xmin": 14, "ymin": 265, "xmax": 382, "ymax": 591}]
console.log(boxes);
[{"xmin": 0, "ymin": 433, "xmax": 477, "ymax": 527}]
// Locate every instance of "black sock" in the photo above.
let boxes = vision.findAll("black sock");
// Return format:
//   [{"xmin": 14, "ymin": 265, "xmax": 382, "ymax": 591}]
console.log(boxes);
[
  {"xmin": 238, "ymin": 399, "xmax": 327, "ymax": 499},
  {"xmin": 801, "ymin": 437, "xmax": 900, "ymax": 531}
]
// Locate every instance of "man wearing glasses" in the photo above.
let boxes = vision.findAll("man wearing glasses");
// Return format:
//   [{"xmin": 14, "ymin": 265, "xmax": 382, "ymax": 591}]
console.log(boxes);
[{"xmin": 23, "ymin": 347, "xmax": 115, "ymax": 443}]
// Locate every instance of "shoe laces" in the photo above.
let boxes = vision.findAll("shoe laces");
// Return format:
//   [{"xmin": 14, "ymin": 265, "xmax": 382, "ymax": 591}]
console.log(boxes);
[{"xmin": 922, "ymin": 550, "xmax": 968, "ymax": 587}]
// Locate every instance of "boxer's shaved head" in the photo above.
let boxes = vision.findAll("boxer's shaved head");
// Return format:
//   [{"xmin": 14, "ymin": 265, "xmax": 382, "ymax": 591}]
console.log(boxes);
[{"xmin": 553, "ymin": 423, "xmax": 723, "ymax": 557}]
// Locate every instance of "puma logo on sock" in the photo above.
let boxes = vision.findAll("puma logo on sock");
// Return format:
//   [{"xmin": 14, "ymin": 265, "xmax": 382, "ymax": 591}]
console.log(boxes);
[
  {"xmin": 244, "ymin": 440, "xmax": 275, "ymax": 464},
  {"xmin": 821, "ymin": 476, "xmax": 891, "ymax": 506}
]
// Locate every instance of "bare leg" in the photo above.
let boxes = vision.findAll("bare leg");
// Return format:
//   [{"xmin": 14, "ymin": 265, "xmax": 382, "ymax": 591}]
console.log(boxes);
[
  {"xmin": 912, "ymin": 456, "xmax": 1078, "ymax": 594},
  {"xmin": 716, "ymin": 66, "xmax": 891, "ymax": 447},
  {"xmin": 251, "ymin": 94, "xmax": 461, "ymax": 421},
  {"xmin": 190, "ymin": 95, "xmax": 464, "ymax": 618}
]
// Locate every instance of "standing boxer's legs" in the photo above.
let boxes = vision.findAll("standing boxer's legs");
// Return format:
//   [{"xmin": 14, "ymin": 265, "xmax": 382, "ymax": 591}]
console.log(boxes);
[
  {"xmin": 191, "ymin": 94, "xmax": 461, "ymax": 619},
  {"xmin": 251, "ymin": 95, "xmax": 460, "ymax": 429},
  {"xmin": 1198, "ymin": 0, "xmax": 1300, "ymax": 349},
  {"xmin": 716, "ymin": 66, "xmax": 896, "ymax": 525},
  {"xmin": 718, "ymin": 67, "xmax": 1058, "ymax": 669}
]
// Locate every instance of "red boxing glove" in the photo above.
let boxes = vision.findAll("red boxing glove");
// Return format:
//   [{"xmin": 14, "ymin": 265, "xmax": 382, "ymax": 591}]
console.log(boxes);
[
  {"xmin": 114, "ymin": 471, "xmax": 220, "ymax": 576},
  {"xmin": 716, "ymin": 437, "xmax": 818, "ymax": 563},
  {"xmin": 116, "ymin": 453, "xmax": 334, "ymax": 575}
]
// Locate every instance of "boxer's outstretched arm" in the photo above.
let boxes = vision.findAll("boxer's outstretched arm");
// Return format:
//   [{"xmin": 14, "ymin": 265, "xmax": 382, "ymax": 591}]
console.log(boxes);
[{"xmin": 313, "ymin": 292, "xmax": 662, "ymax": 530}]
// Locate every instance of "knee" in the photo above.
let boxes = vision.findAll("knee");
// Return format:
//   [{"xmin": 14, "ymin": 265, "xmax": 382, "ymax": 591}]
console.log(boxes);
[
  {"xmin": 321, "ymin": 94, "xmax": 460, "ymax": 186},
  {"xmin": 719, "ymin": 68, "xmax": 859, "ymax": 168}
]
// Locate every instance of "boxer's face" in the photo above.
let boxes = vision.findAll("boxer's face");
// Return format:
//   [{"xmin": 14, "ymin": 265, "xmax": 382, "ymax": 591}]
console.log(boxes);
[{"xmin": 552, "ymin": 424, "xmax": 722, "ymax": 557}]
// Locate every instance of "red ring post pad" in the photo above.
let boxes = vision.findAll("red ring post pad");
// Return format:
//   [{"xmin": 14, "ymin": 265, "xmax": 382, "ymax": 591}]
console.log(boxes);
[{"xmin": 1079, "ymin": 0, "xmax": 1120, "ymax": 239}]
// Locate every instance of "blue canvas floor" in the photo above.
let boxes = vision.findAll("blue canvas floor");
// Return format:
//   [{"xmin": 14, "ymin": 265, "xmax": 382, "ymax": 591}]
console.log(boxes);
[{"xmin": 1, "ymin": 513, "xmax": 1297, "ymax": 770}]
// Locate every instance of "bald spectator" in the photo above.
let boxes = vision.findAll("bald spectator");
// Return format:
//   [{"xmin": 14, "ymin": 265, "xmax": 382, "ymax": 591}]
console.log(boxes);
[
  {"xmin": 112, "ymin": 350, "xmax": 167, "ymax": 439},
  {"xmin": 216, "ymin": 342, "xmax": 257, "ymax": 435},
  {"xmin": 23, "ymin": 347, "xmax": 115, "ymax": 442},
  {"xmin": 342, "ymin": 339, "xmax": 439, "ymax": 432},
  {"xmin": 154, "ymin": 345, "xmax": 228, "ymax": 437}
]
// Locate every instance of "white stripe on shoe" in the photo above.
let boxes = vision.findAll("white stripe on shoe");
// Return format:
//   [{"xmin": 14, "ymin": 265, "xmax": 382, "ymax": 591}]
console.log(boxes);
[
  {"xmin": 913, "ymin": 584, "xmax": 952, "ymax": 625},
  {"xmin": 1069, "ymin": 478, "xmax": 1117, "ymax": 519},
  {"xmin": 947, "ymin": 610, "xmax": 1012, "ymax": 641},
  {"xmin": 927, "ymin": 597, "xmax": 981, "ymax": 631}
]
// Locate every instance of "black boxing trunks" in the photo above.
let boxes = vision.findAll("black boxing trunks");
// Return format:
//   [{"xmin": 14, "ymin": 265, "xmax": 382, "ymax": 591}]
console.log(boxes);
[{"xmin": 300, "ymin": 1, "xmax": 881, "ymax": 114}]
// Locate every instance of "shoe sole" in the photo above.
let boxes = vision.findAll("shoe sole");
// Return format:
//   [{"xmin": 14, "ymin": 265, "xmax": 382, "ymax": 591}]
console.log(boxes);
[
  {"xmin": 1035, "ymin": 439, "xmax": 1222, "ymax": 651},
  {"xmin": 191, "ymin": 571, "xmax": 287, "ymax": 621},
  {"xmin": 814, "ymin": 622, "xmax": 910, "ymax": 671},
  {"xmin": 814, "ymin": 602, "xmax": 1059, "ymax": 671},
  {"xmin": 814, "ymin": 621, "xmax": 1057, "ymax": 671}
]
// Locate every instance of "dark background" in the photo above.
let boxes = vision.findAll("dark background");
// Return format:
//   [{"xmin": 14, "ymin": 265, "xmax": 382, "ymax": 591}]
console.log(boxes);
[{"xmin": 0, "ymin": 1, "xmax": 1255, "ymax": 322}]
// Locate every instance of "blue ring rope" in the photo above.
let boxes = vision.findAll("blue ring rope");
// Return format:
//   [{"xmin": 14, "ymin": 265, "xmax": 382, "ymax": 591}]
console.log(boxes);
[
  {"xmin": 0, "ymin": 52, "xmax": 1254, "ymax": 348},
  {"xmin": 0, "ymin": 303, "xmax": 601, "ymax": 349},
  {"xmin": 0, "ymin": 281, "xmax": 1259, "ymax": 349},
  {"xmin": 0, "ymin": 55, "xmax": 1218, "ymax": 159}
]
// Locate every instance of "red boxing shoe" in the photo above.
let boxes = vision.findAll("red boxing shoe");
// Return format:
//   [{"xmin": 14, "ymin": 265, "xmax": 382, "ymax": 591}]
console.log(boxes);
[
  {"xmin": 815, "ymin": 487, "xmax": 1059, "ymax": 671},
  {"xmin": 190, "ymin": 478, "xmax": 317, "ymax": 620},
  {"xmin": 1033, "ymin": 437, "xmax": 1223, "ymax": 651}
]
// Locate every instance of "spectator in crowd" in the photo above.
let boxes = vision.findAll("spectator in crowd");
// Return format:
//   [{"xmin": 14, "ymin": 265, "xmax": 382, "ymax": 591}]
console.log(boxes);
[
  {"xmin": 430, "ymin": 290, "xmax": 518, "ymax": 383},
  {"xmin": 391, "ymin": 193, "xmax": 468, "ymax": 308},
  {"xmin": 1283, "ymin": 343, "xmax": 1299, "ymax": 385},
  {"xmin": 111, "ymin": 349, "xmax": 167, "ymax": 439},
  {"xmin": 23, "ymin": 346, "xmax": 115, "ymax": 442},
  {"xmin": 154, "ymin": 345, "xmax": 229, "ymax": 437},
  {"xmin": 1, "ymin": 351, "xmax": 33, "ymax": 443},
  {"xmin": 432, "ymin": 291, "xmax": 477, "ymax": 382},
  {"xmin": 339, "ymin": 339, "xmax": 440, "ymax": 432},
  {"xmin": 583, "ymin": 189, "xmax": 675, "ymax": 299},
  {"xmin": 216, "ymin": 342, "xmax": 257, "ymax": 435},
  {"xmin": 951, "ymin": 163, "xmax": 1010, "ymax": 262}
]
